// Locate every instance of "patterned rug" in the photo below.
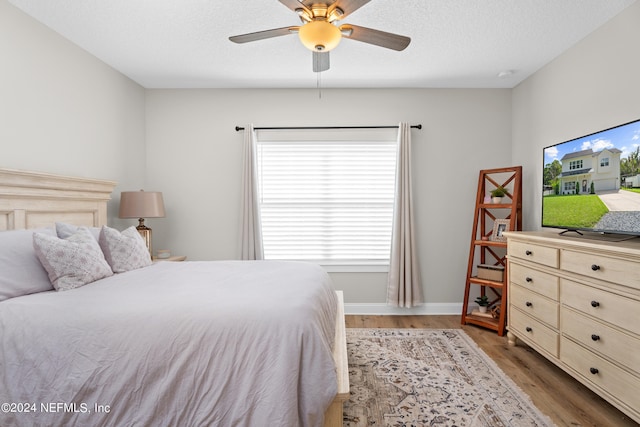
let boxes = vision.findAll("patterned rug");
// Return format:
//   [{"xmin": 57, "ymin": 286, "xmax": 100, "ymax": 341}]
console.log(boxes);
[{"xmin": 344, "ymin": 329, "xmax": 555, "ymax": 427}]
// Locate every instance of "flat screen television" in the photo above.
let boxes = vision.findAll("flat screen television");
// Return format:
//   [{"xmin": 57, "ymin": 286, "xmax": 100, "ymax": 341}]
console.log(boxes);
[{"xmin": 542, "ymin": 118, "xmax": 640, "ymax": 238}]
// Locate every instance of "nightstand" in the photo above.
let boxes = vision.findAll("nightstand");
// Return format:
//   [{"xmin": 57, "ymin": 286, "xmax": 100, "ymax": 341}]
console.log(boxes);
[{"xmin": 152, "ymin": 255, "xmax": 187, "ymax": 262}]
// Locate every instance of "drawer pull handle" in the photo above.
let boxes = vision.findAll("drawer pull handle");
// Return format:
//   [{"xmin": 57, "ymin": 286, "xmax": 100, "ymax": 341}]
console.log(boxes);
[
  {"xmin": 589, "ymin": 367, "xmax": 599, "ymax": 375},
  {"xmin": 525, "ymin": 327, "xmax": 532, "ymax": 333},
  {"xmin": 525, "ymin": 250, "xmax": 532, "ymax": 256},
  {"xmin": 525, "ymin": 301, "xmax": 533, "ymax": 307},
  {"xmin": 591, "ymin": 264, "xmax": 600, "ymax": 271},
  {"xmin": 591, "ymin": 301, "xmax": 600, "ymax": 308},
  {"xmin": 591, "ymin": 334, "xmax": 600, "ymax": 341},
  {"xmin": 525, "ymin": 277, "xmax": 533, "ymax": 282}
]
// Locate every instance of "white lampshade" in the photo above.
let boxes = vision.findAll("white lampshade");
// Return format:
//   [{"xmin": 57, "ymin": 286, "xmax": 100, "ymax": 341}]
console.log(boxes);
[
  {"xmin": 298, "ymin": 20, "xmax": 341, "ymax": 52},
  {"xmin": 119, "ymin": 191, "xmax": 165, "ymax": 219}
]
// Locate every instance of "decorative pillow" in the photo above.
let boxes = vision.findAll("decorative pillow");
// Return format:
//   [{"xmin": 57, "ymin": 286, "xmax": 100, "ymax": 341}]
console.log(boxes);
[
  {"xmin": 55, "ymin": 222, "xmax": 101, "ymax": 241},
  {"xmin": 33, "ymin": 227, "xmax": 113, "ymax": 291},
  {"xmin": 99, "ymin": 225, "xmax": 152, "ymax": 273},
  {"xmin": 0, "ymin": 228, "xmax": 56, "ymax": 301}
]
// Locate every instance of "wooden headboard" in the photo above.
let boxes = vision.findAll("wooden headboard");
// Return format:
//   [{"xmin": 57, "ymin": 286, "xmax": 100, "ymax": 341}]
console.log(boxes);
[{"xmin": 0, "ymin": 168, "xmax": 116, "ymax": 231}]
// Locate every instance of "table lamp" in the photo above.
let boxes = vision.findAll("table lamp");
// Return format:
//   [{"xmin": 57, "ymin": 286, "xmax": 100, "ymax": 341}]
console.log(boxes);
[{"xmin": 118, "ymin": 190, "xmax": 165, "ymax": 255}]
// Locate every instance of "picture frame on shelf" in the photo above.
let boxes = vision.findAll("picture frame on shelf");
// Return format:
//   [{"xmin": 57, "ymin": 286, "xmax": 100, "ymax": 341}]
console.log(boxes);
[{"xmin": 491, "ymin": 219, "xmax": 510, "ymax": 242}]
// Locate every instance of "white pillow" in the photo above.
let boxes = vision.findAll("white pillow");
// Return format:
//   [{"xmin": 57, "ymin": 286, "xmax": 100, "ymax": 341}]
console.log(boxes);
[
  {"xmin": 33, "ymin": 227, "xmax": 113, "ymax": 291},
  {"xmin": 0, "ymin": 228, "xmax": 56, "ymax": 301},
  {"xmin": 55, "ymin": 222, "xmax": 101, "ymax": 241},
  {"xmin": 99, "ymin": 225, "xmax": 152, "ymax": 273}
]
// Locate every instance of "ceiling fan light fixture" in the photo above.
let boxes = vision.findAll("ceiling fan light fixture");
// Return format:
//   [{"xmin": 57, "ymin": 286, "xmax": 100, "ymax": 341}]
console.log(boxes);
[
  {"xmin": 298, "ymin": 20, "xmax": 341, "ymax": 52},
  {"xmin": 327, "ymin": 7, "xmax": 344, "ymax": 22},
  {"xmin": 340, "ymin": 25, "xmax": 353, "ymax": 37},
  {"xmin": 295, "ymin": 8, "xmax": 312, "ymax": 22}
]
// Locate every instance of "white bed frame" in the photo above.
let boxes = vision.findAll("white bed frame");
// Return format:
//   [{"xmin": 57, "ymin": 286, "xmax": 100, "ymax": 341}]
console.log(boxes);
[
  {"xmin": 0, "ymin": 167, "xmax": 349, "ymax": 426},
  {"xmin": 326, "ymin": 290, "xmax": 349, "ymax": 427}
]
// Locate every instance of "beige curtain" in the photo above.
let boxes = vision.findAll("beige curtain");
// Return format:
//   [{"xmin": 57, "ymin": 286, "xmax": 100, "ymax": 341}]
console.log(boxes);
[
  {"xmin": 239, "ymin": 124, "xmax": 264, "ymax": 260},
  {"xmin": 387, "ymin": 122, "xmax": 423, "ymax": 307}
]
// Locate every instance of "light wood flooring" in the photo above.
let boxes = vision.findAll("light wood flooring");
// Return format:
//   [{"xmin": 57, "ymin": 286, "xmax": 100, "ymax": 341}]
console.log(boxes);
[{"xmin": 345, "ymin": 315, "xmax": 639, "ymax": 427}]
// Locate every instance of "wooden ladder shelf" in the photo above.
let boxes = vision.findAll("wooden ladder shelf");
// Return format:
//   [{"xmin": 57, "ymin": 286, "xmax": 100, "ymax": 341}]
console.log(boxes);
[{"xmin": 461, "ymin": 166, "xmax": 522, "ymax": 336}]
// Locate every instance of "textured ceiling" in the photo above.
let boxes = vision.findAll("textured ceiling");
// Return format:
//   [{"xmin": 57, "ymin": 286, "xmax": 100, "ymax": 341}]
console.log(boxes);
[{"xmin": 7, "ymin": 0, "xmax": 637, "ymax": 89}]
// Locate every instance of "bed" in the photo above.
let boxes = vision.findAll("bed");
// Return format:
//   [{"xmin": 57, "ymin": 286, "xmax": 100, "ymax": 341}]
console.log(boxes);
[{"xmin": 0, "ymin": 168, "xmax": 349, "ymax": 427}]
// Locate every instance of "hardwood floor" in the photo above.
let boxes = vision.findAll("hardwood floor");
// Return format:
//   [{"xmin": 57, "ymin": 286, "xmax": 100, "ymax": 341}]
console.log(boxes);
[{"xmin": 345, "ymin": 315, "xmax": 639, "ymax": 427}]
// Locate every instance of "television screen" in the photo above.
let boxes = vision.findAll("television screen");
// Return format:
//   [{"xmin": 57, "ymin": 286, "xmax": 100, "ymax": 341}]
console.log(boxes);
[{"xmin": 542, "ymin": 118, "xmax": 640, "ymax": 236}]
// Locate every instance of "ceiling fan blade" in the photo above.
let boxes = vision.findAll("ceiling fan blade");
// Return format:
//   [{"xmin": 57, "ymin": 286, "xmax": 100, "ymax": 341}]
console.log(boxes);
[
  {"xmin": 279, "ymin": 0, "xmax": 312, "ymax": 16},
  {"xmin": 313, "ymin": 51, "xmax": 330, "ymax": 72},
  {"xmin": 229, "ymin": 26, "xmax": 298, "ymax": 44},
  {"xmin": 331, "ymin": 0, "xmax": 371, "ymax": 20},
  {"xmin": 340, "ymin": 24, "xmax": 410, "ymax": 51}
]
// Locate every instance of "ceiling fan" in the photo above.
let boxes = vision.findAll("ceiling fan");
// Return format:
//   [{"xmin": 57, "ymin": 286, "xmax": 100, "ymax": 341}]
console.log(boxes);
[{"xmin": 229, "ymin": 0, "xmax": 411, "ymax": 72}]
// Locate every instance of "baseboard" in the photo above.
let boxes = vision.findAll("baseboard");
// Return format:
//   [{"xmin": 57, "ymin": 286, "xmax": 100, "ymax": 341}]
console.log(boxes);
[{"xmin": 344, "ymin": 302, "xmax": 462, "ymax": 315}]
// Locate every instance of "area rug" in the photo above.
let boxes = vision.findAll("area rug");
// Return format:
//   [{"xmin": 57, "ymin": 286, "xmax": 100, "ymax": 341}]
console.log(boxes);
[{"xmin": 344, "ymin": 329, "xmax": 555, "ymax": 427}]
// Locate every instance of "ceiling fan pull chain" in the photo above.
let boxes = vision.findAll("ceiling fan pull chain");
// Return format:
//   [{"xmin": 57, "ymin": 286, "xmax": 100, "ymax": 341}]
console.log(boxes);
[{"xmin": 317, "ymin": 71, "xmax": 322, "ymax": 99}]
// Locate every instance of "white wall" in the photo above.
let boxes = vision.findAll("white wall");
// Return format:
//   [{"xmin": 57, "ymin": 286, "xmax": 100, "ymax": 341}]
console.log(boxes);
[
  {"xmin": 0, "ymin": 0, "xmax": 146, "ymax": 222},
  {"xmin": 1, "ymin": 0, "xmax": 513, "ymax": 310},
  {"xmin": 512, "ymin": 1, "xmax": 640, "ymax": 231},
  {"xmin": 12, "ymin": 0, "xmax": 638, "ymax": 309},
  {"xmin": 145, "ymin": 88, "xmax": 512, "ymax": 307}
]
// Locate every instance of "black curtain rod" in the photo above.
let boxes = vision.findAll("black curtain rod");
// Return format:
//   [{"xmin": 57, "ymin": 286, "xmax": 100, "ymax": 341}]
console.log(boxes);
[{"xmin": 235, "ymin": 124, "xmax": 422, "ymax": 131}]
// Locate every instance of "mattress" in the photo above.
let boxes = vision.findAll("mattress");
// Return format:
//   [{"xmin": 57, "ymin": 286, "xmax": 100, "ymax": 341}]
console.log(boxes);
[{"xmin": 0, "ymin": 260, "xmax": 338, "ymax": 427}]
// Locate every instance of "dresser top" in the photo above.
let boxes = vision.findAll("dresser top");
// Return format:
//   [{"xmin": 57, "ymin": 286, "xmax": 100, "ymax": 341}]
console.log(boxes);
[{"xmin": 503, "ymin": 230, "xmax": 640, "ymax": 257}]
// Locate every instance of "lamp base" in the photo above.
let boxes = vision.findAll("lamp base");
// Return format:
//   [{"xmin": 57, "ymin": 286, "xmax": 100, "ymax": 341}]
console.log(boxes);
[{"xmin": 136, "ymin": 218, "xmax": 152, "ymax": 255}]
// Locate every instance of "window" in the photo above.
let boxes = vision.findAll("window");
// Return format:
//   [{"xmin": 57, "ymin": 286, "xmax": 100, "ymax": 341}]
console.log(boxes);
[
  {"xmin": 569, "ymin": 160, "xmax": 583, "ymax": 170},
  {"xmin": 600, "ymin": 157, "xmax": 609, "ymax": 167},
  {"xmin": 255, "ymin": 129, "xmax": 397, "ymax": 269}
]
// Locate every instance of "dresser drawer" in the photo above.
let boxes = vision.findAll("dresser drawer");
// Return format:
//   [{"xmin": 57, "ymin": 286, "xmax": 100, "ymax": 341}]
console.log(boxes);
[
  {"xmin": 508, "ymin": 240, "xmax": 559, "ymax": 268},
  {"xmin": 561, "ymin": 279, "xmax": 640, "ymax": 336},
  {"xmin": 510, "ymin": 284, "xmax": 559, "ymax": 328},
  {"xmin": 509, "ymin": 307, "xmax": 559, "ymax": 357},
  {"xmin": 562, "ymin": 307, "xmax": 640, "ymax": 375},
  {"xmin": 509, "ymin": 262, "xmax": 559, "ymax": 300},
  {"xmin": 561, "ymin": 337, "xmax": 640, "ymax": 415},
  {"xmin": 561, "ymin": 249, "xmax": 640, "ymax": 291}
]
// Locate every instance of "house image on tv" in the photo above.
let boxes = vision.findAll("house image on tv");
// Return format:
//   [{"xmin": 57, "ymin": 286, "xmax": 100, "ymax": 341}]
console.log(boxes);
[{"xmin": 558, "ymin": 148, "xmax": 621, "ymax": 194}]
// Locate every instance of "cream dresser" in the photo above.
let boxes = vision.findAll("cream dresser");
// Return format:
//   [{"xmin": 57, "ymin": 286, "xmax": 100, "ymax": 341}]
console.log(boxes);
[{"xmin": 504, "ymin": 231, "xmax": 640, "ymax": 424}]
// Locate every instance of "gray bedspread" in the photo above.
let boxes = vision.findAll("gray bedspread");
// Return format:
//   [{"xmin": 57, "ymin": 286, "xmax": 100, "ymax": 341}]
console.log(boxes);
[{"xmin": 0, "ymin": 260, "xmax": 338, "ymax": 427}]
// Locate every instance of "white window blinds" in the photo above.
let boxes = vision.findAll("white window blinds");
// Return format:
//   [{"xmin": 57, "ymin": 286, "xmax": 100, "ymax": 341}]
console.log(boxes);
[{"xmin": 256, "ymin": 129, "xmax": 397, "ymax": 265}]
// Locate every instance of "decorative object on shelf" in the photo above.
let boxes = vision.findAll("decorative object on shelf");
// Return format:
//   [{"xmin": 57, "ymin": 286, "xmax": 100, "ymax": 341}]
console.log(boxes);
[
  {"xmin": 156, "ymin": 249, "xmax": 171, "ymax": 259},
  {"xmin": 119, "ymin": 190, "xmax": 165, "ymax": 255},
  {"xmin": 475, "ymin": 295, "xmax": 490, "ymax": 313},
  {"xmin": 491, "ymin": 305, "xmax": 501, "ymax": 319},
  {"xmin": 490, "ymin": 185, "xmax": 507, "ymax": 203},
  {"xmin": 491, "ymin": 219, "xmax": 510, "ymax": 242},
  {"xmin": 477, "ymin": 264, "xmax": 505, "ymax": 281}
]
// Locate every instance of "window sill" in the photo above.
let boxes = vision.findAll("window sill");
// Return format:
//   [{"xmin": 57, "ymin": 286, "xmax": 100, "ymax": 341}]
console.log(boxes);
[
  {"xmin": 266, "ymin": 259, "xmax": 390, "ymax": 273},
  {"xmin": 320, "ymin": 264, "xmax": 389, "ymax": 273}
]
